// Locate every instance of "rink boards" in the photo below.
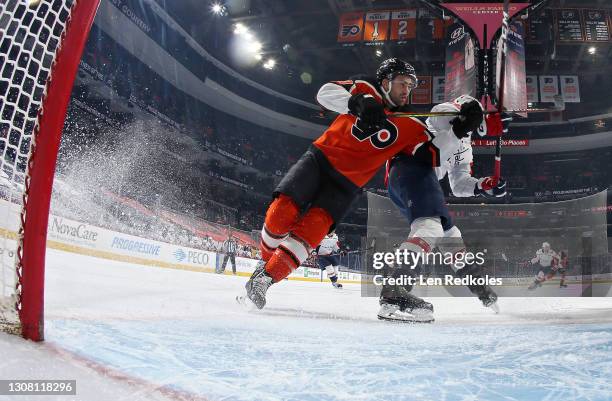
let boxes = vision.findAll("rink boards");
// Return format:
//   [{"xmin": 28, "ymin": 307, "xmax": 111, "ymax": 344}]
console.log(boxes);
[
  {"xmin": 1, "ymin": 198, "xmax": 610, "ymax": 294},
  {"xmin": 0, "ymin": 199, "xmax": 361, "ymax": 283}
]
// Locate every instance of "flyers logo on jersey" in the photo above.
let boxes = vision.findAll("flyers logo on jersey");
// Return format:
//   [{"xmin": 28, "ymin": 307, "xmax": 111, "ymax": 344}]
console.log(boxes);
[
  {"xmin": 351, "ymin": 118, "xmax": 398, "ymax": 149},
  {"xmin": 341, "ymin": 25, "xmax": 361, "ymax": 37}
]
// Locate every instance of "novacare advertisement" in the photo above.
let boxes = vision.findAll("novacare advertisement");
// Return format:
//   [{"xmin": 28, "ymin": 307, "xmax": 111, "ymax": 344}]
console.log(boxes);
[
  {"xmin": 44, "ymin": 212, "xmax": 217, "ymax": 271},
  {"xmin": 0, "ymin": 199, "xmax": 358, "ymax": 281},
  {"xmin": 48, "ymin": 216, "xmax": 100, "ymax": 248}
]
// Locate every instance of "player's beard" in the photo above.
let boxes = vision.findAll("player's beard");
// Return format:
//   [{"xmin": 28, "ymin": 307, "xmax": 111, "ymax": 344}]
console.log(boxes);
[{"xmin": 393, "ymin": 92, "xmax": 409, "ymax": 107}]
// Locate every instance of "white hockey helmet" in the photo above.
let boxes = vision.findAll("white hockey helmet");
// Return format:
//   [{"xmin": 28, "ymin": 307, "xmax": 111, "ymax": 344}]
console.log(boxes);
[
  {"xmin": 542, "ymin": 242, "xmax": 550, "ymax": 250},
  {"xmin": 453, "ymin": 95, "xmax": 487, "ymax": 137}
]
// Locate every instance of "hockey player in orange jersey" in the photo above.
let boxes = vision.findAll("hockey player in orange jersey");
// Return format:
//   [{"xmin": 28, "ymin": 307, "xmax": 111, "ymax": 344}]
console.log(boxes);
[
  {"xmin": 238, "ymin": 61, "xmax": 450, "ymax": 310},
  {"xmin": 317, "ymin": 58, "xmax": 506, "ymax": 322}
]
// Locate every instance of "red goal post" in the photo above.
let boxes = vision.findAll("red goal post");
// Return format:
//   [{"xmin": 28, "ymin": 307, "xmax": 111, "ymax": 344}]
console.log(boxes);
[{"xmin": 0, "ymin": 0, "xmax": 100, "ymax": 341}]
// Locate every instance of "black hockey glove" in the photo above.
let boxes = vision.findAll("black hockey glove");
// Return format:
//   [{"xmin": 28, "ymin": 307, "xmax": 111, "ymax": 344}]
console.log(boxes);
[
  {"xmin": 451, "ymin": 100, "xmax": 484, "ymax": 139},
  {"xmin": 348, "ymin": 94, "xmax": 387, "ymax": 129},
  {"xmin": 474, "ymin": 177, "xmax": 507, "ymax": 198}
]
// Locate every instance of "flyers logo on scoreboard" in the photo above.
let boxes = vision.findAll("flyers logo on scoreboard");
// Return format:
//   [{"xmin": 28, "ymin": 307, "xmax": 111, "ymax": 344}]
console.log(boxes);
[
  {"xmin": 363, "ymin": 11, "xmax": 390, "ymax": 42},
  {"xmin": 338, "ymin": 12, "xmax": 364, "ymax": 43},
  {"xmin": 341, "ymin": 25, "xmax": 361, "ymax": 36}
]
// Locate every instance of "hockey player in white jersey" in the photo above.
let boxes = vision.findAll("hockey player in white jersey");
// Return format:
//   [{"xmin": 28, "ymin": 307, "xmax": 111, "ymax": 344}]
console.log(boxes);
[
  {"xmin": 317, "ymin": 58, "xmax": 508, "ymax": 322},
  {"xmin": 527, "ymin": 242, "xmax": 560, "ymax": 290},
  {"xmin": 316, "ymin": 232, "xmax": 343, "ymax": 288}
]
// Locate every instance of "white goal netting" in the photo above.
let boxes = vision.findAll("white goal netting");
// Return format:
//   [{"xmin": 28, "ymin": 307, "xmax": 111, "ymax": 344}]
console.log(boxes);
[{"xmin": 0, "ymin": 0, "xmax": 76, "ymax": 335}]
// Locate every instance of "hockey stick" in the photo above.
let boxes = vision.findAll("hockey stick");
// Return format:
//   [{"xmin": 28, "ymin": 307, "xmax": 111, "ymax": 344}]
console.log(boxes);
[
  {"xmin": 389, "ymin": 99, "xmax": 564, "ymax": 119},
  {"xmin": 493, "ymin": 0, "xmax": 511, "ymax": 184}
]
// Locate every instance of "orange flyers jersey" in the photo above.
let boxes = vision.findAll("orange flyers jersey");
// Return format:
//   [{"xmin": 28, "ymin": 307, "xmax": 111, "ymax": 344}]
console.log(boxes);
[{"xmin": 313, "ymin": 113, "xmax": 434, "ymax": 188}]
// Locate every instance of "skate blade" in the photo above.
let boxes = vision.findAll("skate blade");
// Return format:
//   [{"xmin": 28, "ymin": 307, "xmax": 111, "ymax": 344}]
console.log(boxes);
[
  {"xmin": 377, "ymin": 314, "xmax": 434, "ymax": 323},
  {"xmin": 377, "ymin": 309, "xmax": 434, "ymax": 323},
  {"xmin": 488, "ymin": 302, "xmax": 500, "ymax": 314},
  {"xmin": 236, "ymin": 294, "xmax": 257, "ymax": 311}
]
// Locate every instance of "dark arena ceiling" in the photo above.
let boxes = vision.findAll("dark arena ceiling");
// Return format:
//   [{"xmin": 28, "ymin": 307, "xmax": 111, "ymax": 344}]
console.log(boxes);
[{"xmin": 155, "ymin": 0, "xmax": 612, "ymax": 117}]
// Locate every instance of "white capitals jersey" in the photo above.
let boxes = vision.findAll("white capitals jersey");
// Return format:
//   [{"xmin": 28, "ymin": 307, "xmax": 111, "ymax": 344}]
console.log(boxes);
[
  {"xmin": 318, "ymin": 234, "xmax": 339, "ymax": 256},
  {"xmin": 426, "ymin": 102, "xmax": 479, "ymax": 198},
  {"xmin": 531, "ymin": 248, "xmax": 558, "ymax": 267}
]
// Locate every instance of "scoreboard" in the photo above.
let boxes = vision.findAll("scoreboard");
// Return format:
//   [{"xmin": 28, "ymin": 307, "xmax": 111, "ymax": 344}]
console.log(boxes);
[
  {"xmin": 583, "ymin": 9, "xmax": 610, "ymax": 42},
  {"xmin": 556, "ymin": 9, "xmax": 583, "ymax": 42}
]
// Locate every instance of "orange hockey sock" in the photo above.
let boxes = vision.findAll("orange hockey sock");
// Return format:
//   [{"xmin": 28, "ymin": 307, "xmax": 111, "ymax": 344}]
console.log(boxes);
[
  {"xmin": 260, "ymin": 194, "xmax": 300, "ymax": 261},
  {"xmin": 265, "ymin": 246, "xmax": 301, "ymax": 282},
  {"xmin": 291, "ymin": 207, "xmax": 334, "ymax": 248},
  {"xmin": 265, "ymin": 207, "xmax": 334, "ymax": 282}
]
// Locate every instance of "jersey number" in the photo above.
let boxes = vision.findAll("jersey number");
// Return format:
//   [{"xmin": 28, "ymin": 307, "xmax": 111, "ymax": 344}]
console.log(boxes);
[{"xmin": 351, "ymin": 118, "xmax": 398, "ymax": 149}]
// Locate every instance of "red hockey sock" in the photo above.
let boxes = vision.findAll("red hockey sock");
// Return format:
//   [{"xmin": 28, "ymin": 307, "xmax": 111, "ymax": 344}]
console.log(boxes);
[
  {"xmin": 265, "ymin": 207, "xmax": 334, "ymax": 282},
  {"xmin": 260, "ymin": 194, "xmax": 300, "ymax": 261},
  {"xmin": 265, "ymin": 246, "xmax": 301, "ymax": 282},
  {"xmin": 291, "ymin": 207, "xmax": 334, "ymax": 248}
]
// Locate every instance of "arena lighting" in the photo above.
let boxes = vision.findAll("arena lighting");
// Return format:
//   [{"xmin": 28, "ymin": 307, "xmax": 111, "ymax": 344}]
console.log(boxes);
[
  {"xmin": 234, "ymin": 23, "xmax": 247, "ymax": 35},
  {"xmin": 249, "ymin": 40, "xmax": 262, "ymax": 53},
  {"xmin": 263, "ymin": 59, "xmax": 276, "ymax": 69},
  {"xmin": 210, "ymin": 3, "xmax": 227, "ymax": 16},
  {"xmin": 588, "ymin": 46, "xmax": 596, "ymax": 54},
  {"xmin": 231, "ymin": 22, "xmax": 265, "ymax": 65}
]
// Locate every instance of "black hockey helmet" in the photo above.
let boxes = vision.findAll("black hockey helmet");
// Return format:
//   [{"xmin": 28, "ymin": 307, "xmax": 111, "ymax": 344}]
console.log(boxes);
[{"xmin": 376, "ymin": 58, "xmax": 417, "ymax": 86}]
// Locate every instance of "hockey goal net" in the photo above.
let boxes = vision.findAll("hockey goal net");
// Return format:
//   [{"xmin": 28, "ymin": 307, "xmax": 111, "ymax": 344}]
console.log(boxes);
[{"xmin": 0, "ymin": 0, "xmax": 99, "ymax": 341}]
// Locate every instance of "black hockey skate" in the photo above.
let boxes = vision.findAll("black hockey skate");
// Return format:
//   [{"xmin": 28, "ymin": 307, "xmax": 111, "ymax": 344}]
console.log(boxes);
[
  {"xmin": 332, "ymin": 281, "xmax": 343, "ymax": 289},
  {"xmin": 237, "ymin": 261, "xmax": 273, "ymax": 310},
  {"xmin": 474, "ymin": 285, "xmax": 499, "ymax": 313},
  {"xmin": 377, "ymin": 284, "xmax": 434, "ymax": 323},
  {"xmin": 456, "ymin": 267, "xmax": 500, "ymax": 313}
]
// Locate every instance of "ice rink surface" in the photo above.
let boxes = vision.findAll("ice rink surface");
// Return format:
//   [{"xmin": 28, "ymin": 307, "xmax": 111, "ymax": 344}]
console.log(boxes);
[{"xmin": 1, "ymin": 249, "xmax": 612, "ymax": 401}]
